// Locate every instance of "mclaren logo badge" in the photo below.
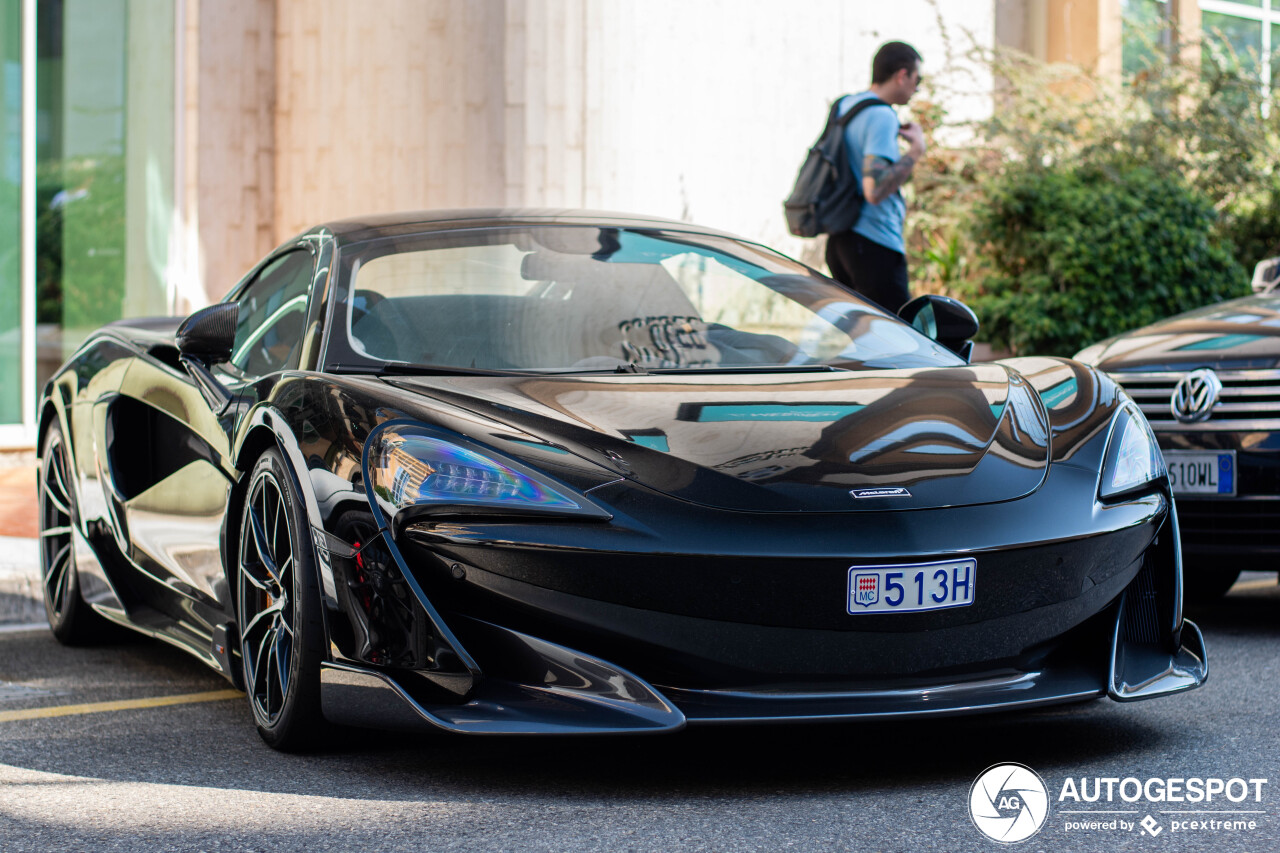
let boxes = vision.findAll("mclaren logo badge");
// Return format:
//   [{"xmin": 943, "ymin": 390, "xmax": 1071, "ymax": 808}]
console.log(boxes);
[
  {"xmin": 850, "ymin": 487, "xmax": 912, "ymax": 499},
  {"xmin": 1170, "ymin": 369, "xmax": 1222, "ymax": 424}
]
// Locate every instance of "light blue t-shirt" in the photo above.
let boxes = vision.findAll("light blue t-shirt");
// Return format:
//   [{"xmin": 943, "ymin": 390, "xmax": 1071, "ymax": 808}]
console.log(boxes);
[{"xmin": 838, "ymin": 92, "xmax": 906, "ymax": 254}]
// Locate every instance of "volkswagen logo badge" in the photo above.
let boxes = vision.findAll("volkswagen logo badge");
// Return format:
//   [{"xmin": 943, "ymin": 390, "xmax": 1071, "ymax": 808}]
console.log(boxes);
[{"xmin": 1170, "ymin": 369, "xmax": 1222, "ymax": 424}]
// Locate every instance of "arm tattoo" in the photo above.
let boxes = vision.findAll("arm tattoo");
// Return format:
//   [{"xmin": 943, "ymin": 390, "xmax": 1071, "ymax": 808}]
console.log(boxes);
[{"xmin": 863, "ymin": 154, "xmax": 916, "ymax": 205}]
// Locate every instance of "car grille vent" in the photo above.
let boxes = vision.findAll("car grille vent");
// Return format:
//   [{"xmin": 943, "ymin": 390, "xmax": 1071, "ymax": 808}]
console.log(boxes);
[
  {"xmin": 1175, "ymin": 499, "xmax": 1280, "ymax": 552},
  {"xmin": 1121, "ymin": 558, "xmax": 1162, "ymax": 646},
  {"xmin": 1237, "ymin": 457, "xmax": 1280, "ymax": 495},
  {"xmin": 1110, "ymin": 369, "xmax": 1280, "ymax": 431}
]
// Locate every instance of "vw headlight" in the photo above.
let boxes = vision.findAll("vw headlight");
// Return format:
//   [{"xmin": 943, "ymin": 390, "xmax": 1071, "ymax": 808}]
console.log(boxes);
[
  {"xmin": 363, "ymin": 422, "xmax": 612, "ymax": 527},
  {"xmin": 1099, "ymin": 403, "xmax": 1166, "ymax": 499}
]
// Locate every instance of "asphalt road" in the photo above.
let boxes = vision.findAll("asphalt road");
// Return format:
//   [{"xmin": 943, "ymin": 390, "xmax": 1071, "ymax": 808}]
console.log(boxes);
[{"xmin": 0, "ymin": 578, "xmax": 1276, "ymax": 853}]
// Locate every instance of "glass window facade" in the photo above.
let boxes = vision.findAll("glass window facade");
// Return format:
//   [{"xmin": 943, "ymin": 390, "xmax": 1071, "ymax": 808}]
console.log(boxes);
[
  {"xmin": 1124, "ymin": 2, "xmax": 1280, "ymax": 92},
  {"xmin": 1122, "ymin": 0, "xmax": 1172, "ymax": 75},
  {"xmin": 35, "ymin": 0, "xmax": 175, "ymax": 392},
  {"xmin": 1273, "ymin": 22, "xmax": 1280, "ymax": 85},
  {"xmin": 1202, "ymin": 9, "xmax": 1265, "ymax": 77},
  {"xmin": 1197, "ymin": 1, "xmax": 1280, "ymax": 91},
  {"xmin": 0, "ymin": 0, "xmax": 20, "ymax": 426}
]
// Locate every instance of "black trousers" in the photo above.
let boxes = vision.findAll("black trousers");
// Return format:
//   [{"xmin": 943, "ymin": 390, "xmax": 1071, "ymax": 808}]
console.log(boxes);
[{"xmin": 825, "ymin": 230, "xmax": 911, "ymax": 315}]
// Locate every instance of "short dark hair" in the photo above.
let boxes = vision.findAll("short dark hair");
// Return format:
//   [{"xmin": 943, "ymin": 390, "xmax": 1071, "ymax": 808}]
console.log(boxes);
[{"xmin": 871, "ymin": 41, "xmax": 922, "ymax": 85}]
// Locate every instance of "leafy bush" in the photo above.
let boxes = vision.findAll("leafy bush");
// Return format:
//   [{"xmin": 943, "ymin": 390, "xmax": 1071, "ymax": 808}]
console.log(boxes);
[
  {"xmin": 1217, "ymin": 176, "xmax": 1280, "ymax": 273},
  {"xmin": 36, "ymin": 156, "xmax": 128, "ymax": 328},
  {"xmin": 901, "ymin": 23, "xmax": 1278, "ymax": 355},
  {"xmin": 961, "ymin": 161, "xmax": 1247, "ymax": 355}
]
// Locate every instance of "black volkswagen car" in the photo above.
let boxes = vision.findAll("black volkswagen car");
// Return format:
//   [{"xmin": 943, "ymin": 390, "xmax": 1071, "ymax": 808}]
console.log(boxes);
[
  {"xmin": 38, "ymin": 209, "xmax": 1205, "ymax": 750},
  {"xmin": 1076, "ymin": 257, "xmax": 1280, "ymax": 599}
]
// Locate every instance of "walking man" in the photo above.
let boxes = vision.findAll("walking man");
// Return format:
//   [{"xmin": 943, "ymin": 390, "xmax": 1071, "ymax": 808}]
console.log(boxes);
[{"xmin": 825, "ymin": 41, "xmax": 925, "ymax": 315}]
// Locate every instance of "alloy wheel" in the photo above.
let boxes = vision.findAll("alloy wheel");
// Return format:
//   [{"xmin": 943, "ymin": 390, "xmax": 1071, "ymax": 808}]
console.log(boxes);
[
  {"xmin": 39, "ymin": 431, "xmax": 76, "ymax": 623},
  {"xmin": 238, "ymin": 467, "xmax": 298, "ymax": 727}
]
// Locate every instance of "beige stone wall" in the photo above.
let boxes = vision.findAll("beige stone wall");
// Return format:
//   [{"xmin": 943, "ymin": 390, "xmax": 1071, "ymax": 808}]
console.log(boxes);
[
  {"xmin": 503, "ymin": 0, "xmax": 587, "ymax": 208},
  {"xmin": 1171, "ymin": 0, "xmax": 1201, "ymax": 68},
  {"xmin": 190, "ymin": 0, "xmax": 1004, "ymax": 302},
  {"xmin": 273, "ymin": 0, "xmax": 506, "ymax": 237},
  {"xmin": 563, "ymin": 1, "xmax": 999, "ymax": 265},
  {"xmin": 1044, "ymin": 0, "xmax": 1122, "ymax": 77},
  {"xmin": 283, "ymin": 1, "xmax": 998, "ymax": 259},
  {"xmin": 190, "ymin": 0, "xmax": 277, "ymax": 305}
]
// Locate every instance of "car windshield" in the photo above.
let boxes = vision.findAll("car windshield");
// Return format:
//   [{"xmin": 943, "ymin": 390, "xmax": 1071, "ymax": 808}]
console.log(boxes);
[{"xmin": 332, "ymin": 225, "xmax": 962, "ymax": 373}]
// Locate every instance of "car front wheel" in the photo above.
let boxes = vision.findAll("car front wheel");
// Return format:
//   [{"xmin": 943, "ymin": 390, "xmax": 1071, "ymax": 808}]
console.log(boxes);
[
  {"xmin": 39, "ymin": 422, "xmax": 107, "ymax": 644},
  {"xmin": 237, "ymin": 448, "xmax": 326, "ymax": 750}
]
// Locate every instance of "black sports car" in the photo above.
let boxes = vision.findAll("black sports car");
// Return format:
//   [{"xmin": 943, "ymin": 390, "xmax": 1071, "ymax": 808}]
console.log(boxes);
[
  {"xmin": 38, "ymin": 209, "xmax": 1205, "ymax": 750},
  {"xmin": 1076, "ymin": 256, "xmax": 1280, "ymax": 600}
]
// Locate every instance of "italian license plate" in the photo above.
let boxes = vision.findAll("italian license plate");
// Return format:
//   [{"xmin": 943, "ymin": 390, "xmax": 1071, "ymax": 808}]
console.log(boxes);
[
  {"xmin": 847, "ymin": 559, "xmax": 976, "ymax": 614},
  {"xmin": 1163, "ymin": 450, "xmax": 1236, "ymax": 496}
]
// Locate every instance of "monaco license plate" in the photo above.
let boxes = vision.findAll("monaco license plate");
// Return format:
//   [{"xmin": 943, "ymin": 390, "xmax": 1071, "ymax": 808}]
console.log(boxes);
[
  {"xmin": 847, "ymin": 559, "xmax": 976, "ymax": 614},
  {"xmin": 1163, "ymin": 450, "xmax": 1236, "ymax": 497}
]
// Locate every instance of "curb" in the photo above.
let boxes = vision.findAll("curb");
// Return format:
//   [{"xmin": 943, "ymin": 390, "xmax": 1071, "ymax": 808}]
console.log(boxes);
[
  {"xmin": 0, "ymin": 464, "xmax": 38, "ymax": 539},
  {"xmin": 0, "ymin": 536, "xmax": 43, "ymax": 626}
]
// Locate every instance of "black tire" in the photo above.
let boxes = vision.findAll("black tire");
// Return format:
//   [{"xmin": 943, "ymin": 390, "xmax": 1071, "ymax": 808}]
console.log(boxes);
[
  {"xmin": 38, "ymin": 422, "xmax": 108, "ymax": 644},
  {"xmin": 1182, "ymin": 565, "xmax": 1241, "ymax": 603},
  {"xmin": 236, "ymin": 448, "xmax": 326, "ymax": 750}
]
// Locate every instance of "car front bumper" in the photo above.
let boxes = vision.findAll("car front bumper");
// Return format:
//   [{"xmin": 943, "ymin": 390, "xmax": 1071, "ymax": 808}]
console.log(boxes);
[{"xmin": 314, "ymin": 480, "xmax": 1207, "ymax": 734}]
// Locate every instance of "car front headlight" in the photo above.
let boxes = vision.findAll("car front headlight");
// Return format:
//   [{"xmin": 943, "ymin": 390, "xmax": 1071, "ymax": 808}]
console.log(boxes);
[
  {"xmin": 1099, "ymin": 403, "xmax": 1166, "ymax": 499},
  {"xmin": 363, "ymin": 421, "xmax": 612, "ymax": 527}
]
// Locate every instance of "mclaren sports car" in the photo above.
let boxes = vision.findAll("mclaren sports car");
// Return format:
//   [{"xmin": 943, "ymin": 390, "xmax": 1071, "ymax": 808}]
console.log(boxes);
[{"xmin": 37, "ymin": 209, "xmax": 1206, "ymax": 750}]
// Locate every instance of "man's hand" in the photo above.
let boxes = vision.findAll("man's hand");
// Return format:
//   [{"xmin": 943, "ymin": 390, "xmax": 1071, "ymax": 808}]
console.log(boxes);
[
  {"xmin": 898, "ymin": 122, "xmax": 926, "ymax": 159},
  {"xmin": 861, "ymin": 122, "xmax": 926, "ymax": 205},
  {"xmin": 862, "ymin": 122, "xmax": 927, "ymax": 206}
]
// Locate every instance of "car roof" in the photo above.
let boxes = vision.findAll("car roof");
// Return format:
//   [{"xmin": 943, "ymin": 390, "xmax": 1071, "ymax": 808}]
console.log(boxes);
[{"xmin": 309, "ymin": 208, "xmax": 743, "ymax": 245}]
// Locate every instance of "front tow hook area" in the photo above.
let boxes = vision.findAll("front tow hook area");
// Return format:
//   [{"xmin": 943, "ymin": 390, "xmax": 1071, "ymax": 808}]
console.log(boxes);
[
  {"xmin": 318, "ymin": 617, "xmax": 686, "ymax": 735},
  {"xmin": 1109, "ymin": 618, "xmax": 1208, "ymax": 701}
]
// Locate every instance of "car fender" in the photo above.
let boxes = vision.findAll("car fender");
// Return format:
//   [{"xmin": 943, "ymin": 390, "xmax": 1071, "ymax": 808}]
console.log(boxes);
[
  {"xmin": 999, "ymin": 356, "xmax": 1124, "ymax": 468},
  {"xmin": 229, "ymin": 403, "xmax": 340, "ymax": 611}
]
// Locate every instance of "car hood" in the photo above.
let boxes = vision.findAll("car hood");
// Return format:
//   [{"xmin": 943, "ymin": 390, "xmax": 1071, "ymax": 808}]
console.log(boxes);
[
  {"xmin": 1079, "ymin": 291, "xmax": 1280, "ymax": 371},
  {"xmin": 384, "ymin": 363, "xmax": 1052, "ymax": 512}
]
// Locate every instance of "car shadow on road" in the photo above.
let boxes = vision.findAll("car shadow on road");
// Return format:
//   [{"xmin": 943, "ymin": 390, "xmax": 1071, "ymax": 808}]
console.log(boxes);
[
  {"xmin": 1185, "ymin": 574, "xmax": 1280, "ymax": 637},
  {"xmin": 5, "ymin": 580, "xmax": 1277, "ymax": 804},
  {"xmin": 319, "ymin": 703, "xmax": 1169, "ymax": 800},
  {"xmin": 0, "ymin": 629, "xmax": 1172, "ymax": 803}
]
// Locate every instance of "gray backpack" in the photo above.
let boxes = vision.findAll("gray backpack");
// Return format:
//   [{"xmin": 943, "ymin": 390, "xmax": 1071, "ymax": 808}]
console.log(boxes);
[{"xmin": 784, "ymin": 96, "xmax": 889, "ymax": 237}]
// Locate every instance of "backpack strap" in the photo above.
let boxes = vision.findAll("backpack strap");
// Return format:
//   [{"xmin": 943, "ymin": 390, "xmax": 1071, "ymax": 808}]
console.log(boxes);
[{"xmin": 832, "ymin": 95, "xmax": 891, "ymax": 128}]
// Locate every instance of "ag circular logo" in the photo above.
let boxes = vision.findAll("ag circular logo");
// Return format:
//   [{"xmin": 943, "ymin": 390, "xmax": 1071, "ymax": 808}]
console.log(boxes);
[{"xmin": 969, "ymin": 763, "xmax": 1050, "ymax": 844}]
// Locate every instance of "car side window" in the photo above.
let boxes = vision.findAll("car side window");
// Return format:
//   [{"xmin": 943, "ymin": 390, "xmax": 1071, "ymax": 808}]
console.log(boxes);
[{"xmin": 230, "ymin": 250, "xmax": 314, "ymax": 376}]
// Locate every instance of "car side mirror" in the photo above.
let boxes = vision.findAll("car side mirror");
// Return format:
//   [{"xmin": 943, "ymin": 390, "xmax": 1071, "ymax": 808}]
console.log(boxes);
[
  {"xmin": 1252, "ymin": 257, "xmax": 1280, "ymax": 293},
  {"xmin": 177, "ymin": 303, "xmax": 239, "ymax": 364},
  {"xmin": 898, "ymin": 294, "xmax": 980, "ymax": 362},
  {"xmin": 175, "ymin": 303, "xmax": 239, "ymax": 412}
]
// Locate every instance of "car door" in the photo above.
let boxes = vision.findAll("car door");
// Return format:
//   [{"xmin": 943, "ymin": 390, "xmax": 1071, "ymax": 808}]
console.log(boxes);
[{"xmin": 111, "ymin": 248, "xmax": 317, "ymax": 622}]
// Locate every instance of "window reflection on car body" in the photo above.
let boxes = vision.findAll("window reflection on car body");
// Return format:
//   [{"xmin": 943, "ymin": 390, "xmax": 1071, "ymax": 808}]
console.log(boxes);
[
  {"xmin": 330, "ymin": 361, "xmax": 526, "ymax": 377},
  {"xmin": 334, "ymin": 360, "xmax": 849, "ymax": 377},
  {"xmin": 645, "ymin": 364, "xmax": 845, "ymax": 374}
]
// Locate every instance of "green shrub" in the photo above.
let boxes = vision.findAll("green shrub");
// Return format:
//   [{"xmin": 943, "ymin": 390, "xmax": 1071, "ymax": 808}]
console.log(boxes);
[
  {"xmin": 904, "ymin": 27, "xmax": 1280, "ymax": 355},
  {"xmin": 960, "ymin": 161, "xmax": 1247, "ymax": 356},
  {"xmin": 1217, "ymin": 175, "xmax": 1280, "ymax": 273}
]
